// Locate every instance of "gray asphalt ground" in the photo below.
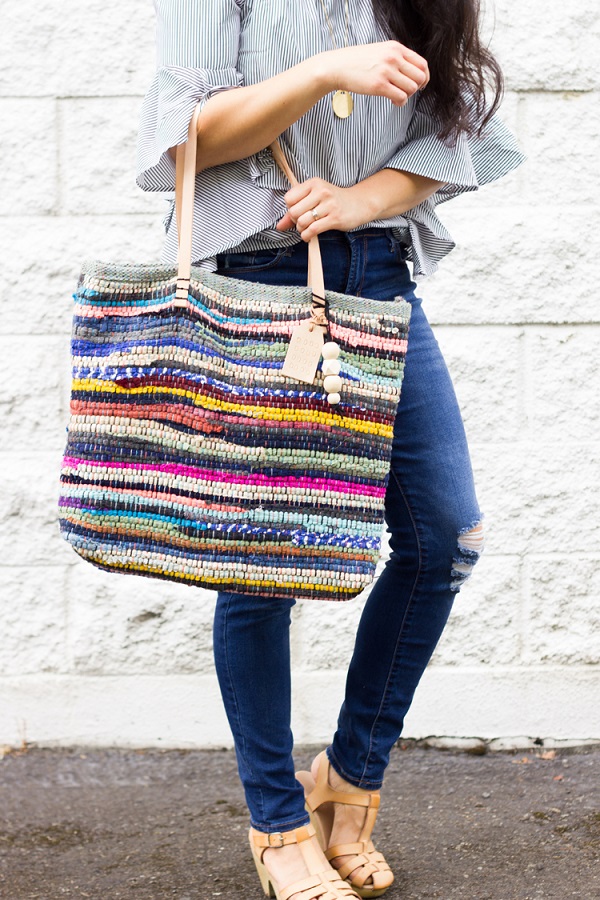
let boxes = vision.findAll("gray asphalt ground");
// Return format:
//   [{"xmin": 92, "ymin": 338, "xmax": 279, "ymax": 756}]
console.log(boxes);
[{"xmin": 0, "ymin": 743, "xmax": 599, "ymax": 900}]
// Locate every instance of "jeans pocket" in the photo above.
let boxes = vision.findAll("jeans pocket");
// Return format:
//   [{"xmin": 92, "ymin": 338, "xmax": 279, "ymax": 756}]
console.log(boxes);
[{"xmin": 215, "ymin": 246, "xmax": 291, "ymax": 274}]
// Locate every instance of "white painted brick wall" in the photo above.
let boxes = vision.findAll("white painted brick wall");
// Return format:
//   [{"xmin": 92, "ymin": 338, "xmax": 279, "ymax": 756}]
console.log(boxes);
[{"xmin": 1, "ymin": 0, "xmax": 599, "ymax": 748}]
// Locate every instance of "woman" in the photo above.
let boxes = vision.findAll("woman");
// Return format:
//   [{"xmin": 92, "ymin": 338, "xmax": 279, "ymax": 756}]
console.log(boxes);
[{"xmin": 136, "ymin": 2, "xmax": 524, "ymax": 898}]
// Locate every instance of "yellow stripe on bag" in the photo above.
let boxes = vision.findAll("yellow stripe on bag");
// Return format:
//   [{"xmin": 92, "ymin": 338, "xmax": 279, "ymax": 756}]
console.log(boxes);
[
  {"xmin": 72, "ymin": 379, "xmax": 393, "ymax": 437},
  {"xmin": 82, "ymin": 557, "xmax": 358, "ymax": 593}
]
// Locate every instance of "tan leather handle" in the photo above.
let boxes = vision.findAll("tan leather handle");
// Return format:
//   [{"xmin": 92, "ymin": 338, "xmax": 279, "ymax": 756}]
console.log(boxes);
[
  {"xmin": 268, "ymin": 141, "xmax": 325, "ymax": 305},
  {"xmin": 173, "ymin": 104, "xmax": 204, "ymax": 306},
  {"xmin": 174, "ymin": 103, "xmax": 326, "ymax": 318}
]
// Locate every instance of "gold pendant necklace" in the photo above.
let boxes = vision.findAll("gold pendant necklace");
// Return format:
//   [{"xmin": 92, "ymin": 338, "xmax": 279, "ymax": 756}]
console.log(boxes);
[
  {"xmin": 331, "ymin": 89, "xmax": 353, "ymax": 118},
  {"xmin": 317, "ymin": 0, "xmax": 354, "ymax": 118}
]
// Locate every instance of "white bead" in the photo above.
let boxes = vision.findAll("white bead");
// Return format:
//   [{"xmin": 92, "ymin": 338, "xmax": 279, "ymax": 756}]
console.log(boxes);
[
  {"xmin": 322, "ymin": 359, "xmax": 341, "ymax": 376},
  {"xmin": 322, "ymin": 342, "xmax": 340, "ymax": 360},
  {"xmin": 327, "ymin": 392, "xmax": 341, "ymax": 405},
  {"xmin": 323, "ymin": 374, "xmax": 342, "ymax": 393}
]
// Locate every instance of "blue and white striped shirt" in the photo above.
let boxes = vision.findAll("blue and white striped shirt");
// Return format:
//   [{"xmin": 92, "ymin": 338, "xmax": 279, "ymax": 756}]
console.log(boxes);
[{"xmin": 136, "ymin": 0, "xmax": 525, "ymax": 276}]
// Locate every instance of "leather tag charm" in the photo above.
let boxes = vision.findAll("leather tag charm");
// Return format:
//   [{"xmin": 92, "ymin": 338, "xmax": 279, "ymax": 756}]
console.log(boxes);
[{"xmin": 282, "ymin": 322, "xmax": 324, "ymax": 384}]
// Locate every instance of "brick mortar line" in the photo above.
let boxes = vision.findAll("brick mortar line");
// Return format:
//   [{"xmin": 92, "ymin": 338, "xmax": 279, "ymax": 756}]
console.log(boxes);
[
  {"xmin": 0, "ymin": 94, "xmax": 148, "ymax": 101},
  {"xmin": 431, "ymin": 325, "xmax": 600, "ymax": 331},
  {"xmin": 518, "ymin": 324, "xmax": 529, "ymax": 438},
  {"xmin": 0, "ymin": 212, "xmax": 163, "ymax": 219},
  {"xmin": 0, "ymin": 666, "xmax": 598, "ymax": 678},
  {"xmin": 521, "ymin": 554, "xmax": 533, "ymax": 663}
]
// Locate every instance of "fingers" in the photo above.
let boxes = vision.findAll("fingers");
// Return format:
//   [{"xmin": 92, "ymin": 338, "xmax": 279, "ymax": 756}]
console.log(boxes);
[
  {"xmin": 386, "ymin": 71, "xmax": 423, "ymax": 106},
  {"xmin": 275, "ymin": 210, "xmax": 296, "ymax": 231},
  {"xmin": 296, "ymin": 206, "xmax": 327, "ymax": 238},
  {"xmin": 386, "ymin": 74, "xmax": 427, "ymax": 107},
  {"xmin": 284, "ymin": 178, "xmax": 331, "ymax": 235},
  {"xmin": 276, "ymin": 206, "xmax": 328, "ymax": 241},
  {"xmin": 399, "ymin": 44, "xmax": 430, "ymax": 86},
  {"xmin": 383, "ymin": 41, "xmax": 429, "ymax": 98},
  {"xmin": 400, "ymin": 59, "xmax": 430, "ymax": 91},
  {"xmin": 291, "ymin": 204, "xmax": 330, "ymax": 241},
  {"xmin": 277, "ymin": 206, "xmax": 326, "ymax": 237},
  {"xmin": 283, "ymin": 181, "xmax": 312, "ymax": 211},
  {"xmin": 332, "ymin": 41, "xmax": 429, "ymax": 106},
  {"xmin": 277, "ymin": 178, "xmax": 333, "ymax": 241}
]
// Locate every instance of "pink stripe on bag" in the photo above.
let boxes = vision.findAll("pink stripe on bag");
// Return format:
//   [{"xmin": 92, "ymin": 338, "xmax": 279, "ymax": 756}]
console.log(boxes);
[{"xmin": 62, "ymin": 457, "xmax": 386, "ymax": 497}]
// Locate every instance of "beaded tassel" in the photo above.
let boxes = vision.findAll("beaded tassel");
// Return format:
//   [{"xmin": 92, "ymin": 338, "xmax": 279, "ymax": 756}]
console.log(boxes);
[{"xmin": 322, "ymin": 341, "xmax": 342, "ymax": 404}]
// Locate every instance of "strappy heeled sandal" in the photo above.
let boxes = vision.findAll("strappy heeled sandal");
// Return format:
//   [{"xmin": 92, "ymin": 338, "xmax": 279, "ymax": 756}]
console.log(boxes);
[
  {"xmin": 295, "ymin": 752, "xmax": 394, "ymax": 899},
  {"xmin": 249, "ymin": 822, "xmax": 361, "ymax": 900}
]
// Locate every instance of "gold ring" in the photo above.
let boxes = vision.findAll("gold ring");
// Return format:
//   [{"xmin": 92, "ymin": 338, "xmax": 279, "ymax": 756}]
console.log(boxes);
[{"xmin": 311, "ymin": 208, "xmax": 320, "ymax": 221}]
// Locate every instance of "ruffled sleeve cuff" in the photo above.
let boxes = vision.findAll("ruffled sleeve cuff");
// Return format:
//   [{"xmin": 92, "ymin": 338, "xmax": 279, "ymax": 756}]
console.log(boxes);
[
  {"xmin": 135, "ymin": 65, "xmax": 243, "ymax": 192},
  {"xmin": 382, "ymin": 93, "xmax": 526, "ymax": 206}
]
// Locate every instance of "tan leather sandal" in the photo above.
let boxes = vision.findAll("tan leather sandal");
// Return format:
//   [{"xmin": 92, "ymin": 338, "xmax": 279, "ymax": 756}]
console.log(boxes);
[
  {"xmin": 295, "ymin": 752, "xmax": 394, "ymax": 899},
  {"xmin": 249, "ymin": 822, "xmax": 361, "ymax": 900}
]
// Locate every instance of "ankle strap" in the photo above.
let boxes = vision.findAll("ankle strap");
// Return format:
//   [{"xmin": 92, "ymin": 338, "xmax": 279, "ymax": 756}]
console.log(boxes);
[{"xmin": 250, "ymin": 823, "xmax": 315, "ymax": 850}]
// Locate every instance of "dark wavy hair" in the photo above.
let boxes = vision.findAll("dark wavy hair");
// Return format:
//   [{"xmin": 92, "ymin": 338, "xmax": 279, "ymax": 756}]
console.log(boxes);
[{"xmin": 372, "ymin": 0, "xmax": 504, "ymax": 140}]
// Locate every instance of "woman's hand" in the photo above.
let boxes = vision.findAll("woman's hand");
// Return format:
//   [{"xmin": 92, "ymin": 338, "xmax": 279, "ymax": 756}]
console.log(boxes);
[
  {"xmin": 276, "ymin": 177, "xmax": 372, "ymax": 241},
  {"xmin": 317, "ymin": 40, "xmax": 430, "ymax": 107},
  {"xmin": 277, "ymin": 169, "xmax": 445, "ymax": 241}
]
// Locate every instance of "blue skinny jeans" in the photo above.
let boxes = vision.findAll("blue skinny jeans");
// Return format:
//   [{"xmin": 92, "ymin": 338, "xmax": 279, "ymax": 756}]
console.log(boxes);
[{"xmin": 210, "ymin": 228, "xmax": 483, "ymax": 833}]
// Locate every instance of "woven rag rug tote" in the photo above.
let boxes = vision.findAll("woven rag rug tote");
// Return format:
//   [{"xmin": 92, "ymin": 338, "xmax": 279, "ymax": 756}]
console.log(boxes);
[{"xmin": 59, "ymin": 103, "xmax": 412, "ymax": 600}]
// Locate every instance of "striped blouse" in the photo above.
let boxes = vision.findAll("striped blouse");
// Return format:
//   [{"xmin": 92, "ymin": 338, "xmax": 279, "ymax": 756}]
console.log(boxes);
[{"xmin": 136, "ymin": 0, "xmax": 525, "ymax": 277}]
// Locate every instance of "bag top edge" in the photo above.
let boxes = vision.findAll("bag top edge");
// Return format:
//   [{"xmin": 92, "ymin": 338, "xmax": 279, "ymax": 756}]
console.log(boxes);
[{"xmin": 78, "ymin": 260, "xmax": 413, "ymax": 314}]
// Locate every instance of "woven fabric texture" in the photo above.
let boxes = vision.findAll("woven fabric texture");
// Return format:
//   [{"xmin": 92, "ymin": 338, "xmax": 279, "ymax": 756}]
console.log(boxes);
[{"xmin": 59, "ymin": 262, "xmax": 411, "ymax": 600}]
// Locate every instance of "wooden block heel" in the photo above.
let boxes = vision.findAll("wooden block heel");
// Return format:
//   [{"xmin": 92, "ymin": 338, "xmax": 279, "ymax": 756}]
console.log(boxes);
[
  {"xmin": 295, "ymin": 753, "xmax": 394, "ymax": 899},
  {"xmin": 248, "ymin": 823, "xmax": 360, "ymax": 900},
  {"xmin": 250, "ymin": 835, "xmax": 276, "ymax": 897}
]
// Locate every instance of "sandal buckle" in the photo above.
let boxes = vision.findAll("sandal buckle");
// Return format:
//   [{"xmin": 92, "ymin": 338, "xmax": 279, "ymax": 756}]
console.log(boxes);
[{"xmin": 267, "ymin": 832, "xmax": 285, "ymax": 848}]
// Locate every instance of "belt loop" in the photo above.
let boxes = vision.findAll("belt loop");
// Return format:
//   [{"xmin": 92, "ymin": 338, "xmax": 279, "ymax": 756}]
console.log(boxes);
[{"xmin": 384, "ymin": 227, "xmax": 398, "ymax": 255}]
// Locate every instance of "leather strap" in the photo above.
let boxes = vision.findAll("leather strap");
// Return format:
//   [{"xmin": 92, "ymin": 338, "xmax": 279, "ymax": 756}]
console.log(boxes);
[
  {"xmin": 174, "ymin": 103, "xmax": 327, "ymax": 324},
  {"xmin": 250, "ymin": 823, "xmax": 316, "ymax": 851},
  {"xmin": 268, "ymin": 140, "xmax": 326, "ymax": 310},
  {"xmin": 173, "ymin": 104, "xmax": 204, "ymax": 307}
]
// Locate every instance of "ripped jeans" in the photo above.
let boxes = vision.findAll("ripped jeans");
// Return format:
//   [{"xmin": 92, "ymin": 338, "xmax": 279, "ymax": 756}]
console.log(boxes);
[{"xmin": 210, "ymin": 228, "xmax": 484, "ymax": 832}]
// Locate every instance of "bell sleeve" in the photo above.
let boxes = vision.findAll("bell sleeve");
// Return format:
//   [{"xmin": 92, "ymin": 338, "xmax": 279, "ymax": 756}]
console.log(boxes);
[
  {"xmin": 136, "ymin": 0, "xmax": 244, "ymax": 192},
  {"xmin": 381, "ymin": 90, "xmax": 525, "ymax": 275},
  {"xmin": 383, "ymin": 90, "xmax": 525, "ymax": 204}
]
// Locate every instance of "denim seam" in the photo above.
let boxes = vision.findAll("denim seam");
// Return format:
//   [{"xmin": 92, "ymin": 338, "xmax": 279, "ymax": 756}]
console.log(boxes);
[
  {"xmin": 221, "ymin": 594, "xmax": 266, "ymax": 821},
  {"xmin": 346, "ymin": 234, "xmax": 361, "ymax": 296},
  {"xmin": 355, "ymin": 236, "xmax": 368, "ymax": 297},
  {"xmin": 359, "ymin": 466, "xmax": 426, "ymax": 787}
]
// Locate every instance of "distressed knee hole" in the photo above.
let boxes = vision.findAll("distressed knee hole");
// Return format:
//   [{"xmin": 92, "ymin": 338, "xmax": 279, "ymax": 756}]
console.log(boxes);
[{"xmin": 450, "ymin": 520, "xmax": 485, "ymax": 592}]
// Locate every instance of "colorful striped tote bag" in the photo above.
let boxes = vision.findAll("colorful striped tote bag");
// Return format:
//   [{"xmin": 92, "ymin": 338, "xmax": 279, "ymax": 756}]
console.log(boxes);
[{"xmin": 58, "ymin": 104, "xmax": 411, "ymax": 600}]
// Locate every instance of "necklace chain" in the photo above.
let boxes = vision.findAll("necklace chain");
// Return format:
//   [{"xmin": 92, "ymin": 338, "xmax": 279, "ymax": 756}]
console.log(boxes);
[
  {"xmin": 317, "ymin": 0, "xmax": 349, "ymax": 51},
  {"xmin": 317, "ymin": 0, "xmax": 354, "ymax": 118}
]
